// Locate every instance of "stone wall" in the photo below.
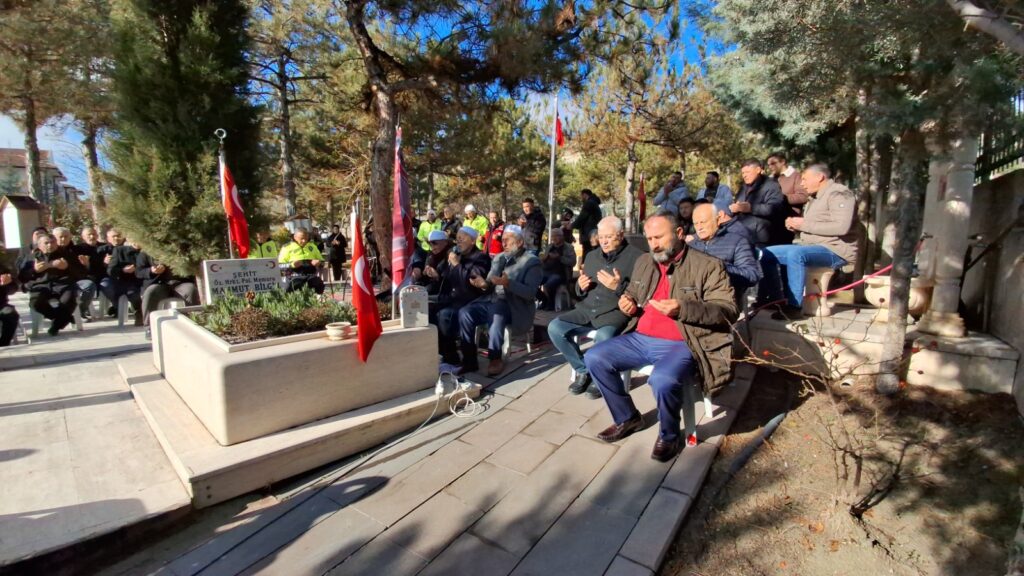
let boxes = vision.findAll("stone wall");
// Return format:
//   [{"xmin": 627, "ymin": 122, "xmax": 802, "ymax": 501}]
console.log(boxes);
[{"xmin": 965, "ymin": 170, "xmax": 1024, "ymax": 413}]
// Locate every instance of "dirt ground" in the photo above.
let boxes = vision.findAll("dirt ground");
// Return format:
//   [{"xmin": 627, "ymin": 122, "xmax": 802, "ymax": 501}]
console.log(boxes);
[{"xmin": 662, "ymin": 369, "xmax": 1023, "ymax": 576}]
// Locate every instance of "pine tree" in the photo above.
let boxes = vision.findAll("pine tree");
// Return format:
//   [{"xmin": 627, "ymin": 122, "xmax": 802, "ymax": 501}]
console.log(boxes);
[{"xmin": 106, "ymin": 0, "xmax": 264, "ymax": 274}]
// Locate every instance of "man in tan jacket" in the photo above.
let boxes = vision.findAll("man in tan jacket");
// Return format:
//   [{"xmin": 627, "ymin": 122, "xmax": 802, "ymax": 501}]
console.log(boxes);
[
  {"xmin": 584, "ymin": 211, "xmax": 738, "ymax": 462},
  {"xmin": 756, "ymin": 163, "xmax": 859, "ymax": 318}
]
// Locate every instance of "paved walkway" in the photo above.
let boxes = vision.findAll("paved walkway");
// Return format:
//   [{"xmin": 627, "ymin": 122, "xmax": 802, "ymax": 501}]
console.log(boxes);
[
  {"xmin": 0, "ymin": 355, "xmax": 190, "ymax": 565},
  {"xmin": 98, "ymin": 349, "xmax": 753, "ymax": 576}
]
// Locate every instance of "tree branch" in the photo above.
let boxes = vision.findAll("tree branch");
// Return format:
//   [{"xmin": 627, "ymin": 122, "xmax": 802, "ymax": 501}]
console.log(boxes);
[{"xmin": 947, "ymin": 0, "xmax": 1024, "ymax": 56}]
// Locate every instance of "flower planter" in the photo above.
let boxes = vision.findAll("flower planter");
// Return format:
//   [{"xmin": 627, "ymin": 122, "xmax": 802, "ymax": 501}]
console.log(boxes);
[
  {"xmin": 149, "ymin": 307, "xmax": 439, "ymax": 445},
  {"xmin": 863, "ymin": 275, "xmax": 934, "ymax": 321}
]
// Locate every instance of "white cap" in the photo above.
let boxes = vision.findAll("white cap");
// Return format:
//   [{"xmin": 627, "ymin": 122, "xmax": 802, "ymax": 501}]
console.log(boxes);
[
  {"xmin": 503, "ymin": 224, "xmax": 524, "ymax": 238},
  {"xmin": 458, "ymin": 225, "xmax": 479, "ymax": 240},
  {"xmin": 427, "ymin": 230, "xmax": 448, "ymax": 242},
  {"xmin": 426, "ymin": 209, "xmax": 436, "ymax": 216},
  {"xmin": 464, "ymin": 204, "xmax": 476, "ymax": 214}
]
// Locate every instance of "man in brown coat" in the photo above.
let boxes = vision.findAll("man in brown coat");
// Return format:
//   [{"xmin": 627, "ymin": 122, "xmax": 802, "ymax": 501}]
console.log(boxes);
[{"xmin": 584, "ymin": 210, "xmax": 738, "ymax": 462}]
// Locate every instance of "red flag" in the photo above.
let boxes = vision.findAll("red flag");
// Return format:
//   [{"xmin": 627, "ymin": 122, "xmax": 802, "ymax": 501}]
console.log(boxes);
[
  {"xmin": 637, "ymin": 173, "xmax": 647, "ymax": 223},
  {"xmin": 391, "ymin": 127, "xmax": 414, "ymax": 291},
  {"xmin": 555, "ymin": 114, "xmax": 566, "ymax": 147},
  {"xmin": 351, "ymin": 211, "xmax": 382, "ymax": 362},
  {"xmin": 219, "ymin": 154, "xmax": 250, "ymax": 258}
]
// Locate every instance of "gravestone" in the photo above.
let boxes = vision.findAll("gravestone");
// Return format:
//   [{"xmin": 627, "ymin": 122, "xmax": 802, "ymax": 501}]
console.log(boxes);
[
  {"xmin": 203, "ymin": 258, "xmax": 281, "ymax": 303},
  {"xmin": 400, "ymin": 285, "xmax": 429, "ymax": 328}
]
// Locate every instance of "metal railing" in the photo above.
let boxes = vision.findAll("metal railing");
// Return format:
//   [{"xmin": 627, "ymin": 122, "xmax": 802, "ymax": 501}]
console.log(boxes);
[{"xmin": 977, "ymin": 90, "xmax": 1024, "ymax": 183}]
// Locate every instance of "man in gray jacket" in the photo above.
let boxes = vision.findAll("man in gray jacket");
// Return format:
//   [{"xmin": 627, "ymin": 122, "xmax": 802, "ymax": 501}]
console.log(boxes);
[
  {"xmin": 756, "ymin": 164, "xmax": 858, "ymax": 317},
  {"xmin": 458, "ymin": 224, "xmax": 542, "ymax": 376}
]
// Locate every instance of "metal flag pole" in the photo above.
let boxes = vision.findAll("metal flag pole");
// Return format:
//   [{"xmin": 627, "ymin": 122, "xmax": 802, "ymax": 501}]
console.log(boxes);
[
  {"xmin": 215, "ymin": 128, "xmax": 236, "ymax": 259},
  {"xmin": 547, "ymin": 93, "xmax": 558, "ymax": 249}
]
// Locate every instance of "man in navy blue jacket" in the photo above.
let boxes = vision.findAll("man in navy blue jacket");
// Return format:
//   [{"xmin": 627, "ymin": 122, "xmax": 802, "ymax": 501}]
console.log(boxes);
[{"xmin": 687, "ymin": 202, "xmax": 761, "ymax": 305}]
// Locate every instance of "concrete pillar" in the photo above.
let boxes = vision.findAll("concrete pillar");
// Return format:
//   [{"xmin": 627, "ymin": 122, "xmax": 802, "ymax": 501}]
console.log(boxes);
[{"xmin": 917, "ymin": 136, "xmax": 977, "ymax": 338}]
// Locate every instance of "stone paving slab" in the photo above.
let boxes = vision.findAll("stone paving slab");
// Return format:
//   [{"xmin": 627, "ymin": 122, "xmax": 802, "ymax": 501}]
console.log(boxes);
[
  {"xmin": 618, "ymin": 488, "xmax": 693, "ymax": 571},
  {"xmin": 382, "ymin": 491, "xmax": 484, "ymax": 561},
  {"xmin": 520, "ymin": 410, "xmax": 588, "ymax": 445},
  {"xmin": 484, "ymin": 433, "xmax": 557, "ymax": 475},
  {"xmin": 605, "ymin": 555, "xmax": 655, "ymax": 576},
  {"xmin": 417, "ymin": 531, "xmax": 520, "ymax": 576}
]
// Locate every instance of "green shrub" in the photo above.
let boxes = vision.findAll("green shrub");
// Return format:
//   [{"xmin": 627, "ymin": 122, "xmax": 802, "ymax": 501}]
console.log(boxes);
[{"xmin": 191, "ymin": 288, "xmax": 356, "ymax": 343}]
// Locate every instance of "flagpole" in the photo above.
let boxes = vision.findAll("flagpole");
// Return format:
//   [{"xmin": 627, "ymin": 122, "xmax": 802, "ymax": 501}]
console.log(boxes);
[
  {"xmin": 215, "ymin": 128, "xmax": 236, "ymax": 259},
  {"xmin": 547, "ymin": 93, "xmax": 558, "ymax": 247}
]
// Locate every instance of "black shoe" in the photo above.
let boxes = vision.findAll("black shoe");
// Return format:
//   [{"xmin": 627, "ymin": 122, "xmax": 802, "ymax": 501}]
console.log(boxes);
[
  {"xmin": 47, "ymin": 324, "xmax": 60, "ymax": 337},
  {"xmin": 107, "ymin": 306, "xmax": 117, "ymax": 317},
  {"xmin": 568, "ymin": 372, "xmax": 591, "ymax": 395},
  {"xmin": 585, "ymin": 383, "xmax": 603, "ymax": 399},
  {"xmin": 651, "ymin": 438, "xmax": 681, "ymax": 462},
  {"xmin": 597, "ymin": 414, "xmax": 643, "ymax": 443}
]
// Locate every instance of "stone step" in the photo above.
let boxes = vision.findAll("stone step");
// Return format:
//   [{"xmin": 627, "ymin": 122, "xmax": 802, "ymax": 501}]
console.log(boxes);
[{"xmin": 118, "ymin": 354, "xmax": 481, "ymax": 509}]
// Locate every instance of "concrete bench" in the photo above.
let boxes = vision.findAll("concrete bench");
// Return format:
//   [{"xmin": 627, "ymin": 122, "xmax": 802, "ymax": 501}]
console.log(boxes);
[{"xmin": 802, "ymin": 263, "xmax": 855, "ymax": 317}]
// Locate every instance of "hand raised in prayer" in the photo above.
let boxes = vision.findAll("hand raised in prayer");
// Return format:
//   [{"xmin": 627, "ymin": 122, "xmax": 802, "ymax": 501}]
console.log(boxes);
[
  {"xmin": 577, "ymin": 273, "xmax": 593, "ymax": 292},
  {"xmin": 424, "ymin": 265, "xmax": 439, "ymax": 280},
  {"xmin": 596, "ymin": 268, "xmax": 621, "ymax": 291},
  {"xmin": 52, "ymin": 258, "xmax": 69, "ymax": 271},
  {"xmin": 618, "ymin": 294, "xmax": 639, "ymax": 316},
  {"xmin": 490, "ymin": 273, "xmax": 510, "ymax": 287},
  {"xmin": 647, "ymin": 298, "xmax": 681, "ymax": 319},
  {"xmin": 469, "ymin": 274, "xmax": 488, "ymax": 290},
  {"xmin": 0, "ymin": 273, "xmax": 12, "ymax": 286}
]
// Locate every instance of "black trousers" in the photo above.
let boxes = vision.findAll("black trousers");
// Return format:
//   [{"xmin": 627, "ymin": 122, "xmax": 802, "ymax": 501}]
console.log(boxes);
[
  {"xmin": 330, "ymin": 259, "xmax": 345, "ymax": 282},
  {"xmin": 0, "ymin": 305, "xmax": 19, "ymax": 346},
  {"xmin": 31, "ymin": 288, "xmax": 76, "ymax": 332},
  {"xmin": 287, "ymin": 274, "xmax": 325, "ymax": 295}
]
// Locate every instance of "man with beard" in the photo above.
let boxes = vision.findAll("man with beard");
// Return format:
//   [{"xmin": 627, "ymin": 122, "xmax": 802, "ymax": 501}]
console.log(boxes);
[
  {"xmin": 411, "ymin": 230, "xmax": 452, "ymax": 295},
  {"xmin": 584, "ymin": 211, "xmax": 737, "ymax": 462},
  {"xmin": 458, "ymin": 225, "xmax": 541, "ymax": 376},
  {"xmin": 730, "ymin": 158, "xmax": 787, "ymax": 248},
  {"xmin": 697, "ymin": 171, "xmax": 733, "ymax": 213}
]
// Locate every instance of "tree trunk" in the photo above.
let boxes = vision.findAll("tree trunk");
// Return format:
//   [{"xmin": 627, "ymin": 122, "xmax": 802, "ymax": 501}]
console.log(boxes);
[
  {"xmin": 877, "ymin": 130, "xmax": 929, "ymax": 394},
  {"xmin": 426, "ymin": 170, "xmax": 435, "ymax": 212},
  {"xmin": 369, "ymin": 88, "xmax": 396, "ymax": 275},
  {"xmin": 21, "ymin": 92, "xmax": 43, "ymax": 202},
  {"xmin": 854, "ymin": 111, "xmax": 872, "ymax": 302},
  {"xmin": 326, "ymin": 195, "xmax": 335, "ymax": 226},
  {"xmin": 277, "ymin": 54, "xmax": 297, "ymax": 217},
  {"xmin": 623, "ymin": 141, "xmax": 637, "ymax": 233},
  {"xmin": 877, "ymin": 137, "xmax": 897, "ymax": 267},
  {"xmin": 81, "ymin": 123, "xmax": 105, "ymax": 224}
]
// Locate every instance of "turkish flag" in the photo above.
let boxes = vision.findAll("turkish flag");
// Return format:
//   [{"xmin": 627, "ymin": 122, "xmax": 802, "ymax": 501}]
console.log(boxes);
[
  {"xmin": 555, "ymin": 114, "xmax": 566, "ymax": 147},
  {"xmin": 351, "ymin": 212, "xmax": 382, "ymax": 362},
  {"xmin": 220, "ymin": 156, "xmax": 250, "ymax": 258}
]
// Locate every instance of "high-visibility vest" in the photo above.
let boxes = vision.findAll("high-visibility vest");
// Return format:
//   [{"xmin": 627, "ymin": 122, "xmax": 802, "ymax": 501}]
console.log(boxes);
[
  {"xmin": 248, "ymin": 240, "xmax": 280, "ymax": 259},
  {"xmin": 416, "ymin": 220, "xmax": 443, "ymax": 251}
]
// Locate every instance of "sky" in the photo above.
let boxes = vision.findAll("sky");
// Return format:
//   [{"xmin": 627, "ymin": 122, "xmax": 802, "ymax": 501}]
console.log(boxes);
[{"xmin": 0, "ymin": 115, "xmax": 91, "ymax": 193}]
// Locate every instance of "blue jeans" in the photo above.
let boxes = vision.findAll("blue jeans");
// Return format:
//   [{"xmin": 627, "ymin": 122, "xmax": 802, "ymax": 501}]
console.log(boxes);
[
  {"xmin": 547, "ymin": 317, "xmax": 617, "ymax": 375},
  {"xmin": 458, "ymin": 299, "xmax": 511, "ymax": 360},
  {"xmin": 584, "ymin": 332, "xmax": 697, "ymax": 442},
  {"xmin": 76, "ymin": 279, "xmax": 97, "ymax": 316},
  {"xmin": 758, "ymin": 244, "xmax": 846, "ymax": 307}
]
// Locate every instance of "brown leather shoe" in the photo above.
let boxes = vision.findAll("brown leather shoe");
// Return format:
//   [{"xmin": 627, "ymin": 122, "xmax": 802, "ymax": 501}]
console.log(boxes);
[
  {"xmin": 651, "ymin": 438, "xmax": 681, "ymax": 462},
  {"xmin": 597, "ymin": 414, "xmax": 643, "ymax": 443},
  {"xmin": 486, "ymin": 358, "xmax": 505, "ymax": 376}
]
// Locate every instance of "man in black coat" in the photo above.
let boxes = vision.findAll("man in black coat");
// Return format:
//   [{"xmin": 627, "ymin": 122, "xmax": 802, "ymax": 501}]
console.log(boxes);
[
  {"xmin": 0, "ymin": 259, "xmax": 19, "ymax": 346},
  {"xmin": 521, "ymin": 197, "xmax": 547, "ymax": 254},
  {"xmin": 326, "ymin": 224, "xmax": 348, "ymax": 282},
  {"xmin": 433, "ymin": 227, "xmax": 491, "ymax": 368},
  {"xmin": 730, "ymin": 158, "xmax": 787, "ymax": 248},
  {"xmin": 106, "ymin": 233, "xmax": 144, "ymax": 325},
  {"xmin": 23, "ymin": 234, "xmax": 78, "ymax": 336},
  {"xmin": 572, "ymin": 189, "xmax": 603, "ymax": 259},
  {"xmin": 136, "ymin": 248, "xmax": 199, "ymax": 327}
]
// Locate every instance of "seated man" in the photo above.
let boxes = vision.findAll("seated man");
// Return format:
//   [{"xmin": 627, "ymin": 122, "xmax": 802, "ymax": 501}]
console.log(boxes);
[
  {"xmin": 677, "ymin": 197, "xmax": 696, "ymax": 235},
  {"xmin": 548, "ymin": 216, "xmax": 642, "ymax": 398},
  {"xmin": 106, "ymin": 232, "xmax": 144, "ymax": 325},
  {"xmin": 434, "ymin": 227, "xmax": 491, "ymax": 368},
  {"xmin": 53, "ymin": 227, "xmax": 95, "ymax": 321},
  {"xmin": 537, "ymin": 227, "xmax": 576, "ymax": 311},
  {"xmin": 584, "ymin": 211, "xmax": 737, "ymax": 462},
  {"xmin": 99, "ymin": 228, "xmax": 143, "ymax": 320},
  {"xmin": 0, "ymin": 261, "xmax": 20, "ymax": 346},
  {"xmin": 249, "ymin": 229, "xmax": 280, "ymax": 259},
  {"xmin": 73, "ymin": 226, "xmax": 108, "ymax": 321},
  {"xmin": 411, "ymin": 230, "xmax": 451, "ymax": 296},
  {"xmin": 278, "ymin": 228, "xmax": 326, "ymax": 294},
  {"xmin": 136, "ymin": 248, "xmax": 200, "ymax": 328},
  {"xmin": 687, "ymin": 203, "xmax": 762, "ymax": 304},
  {"xmin": 756, "ymin": 163, "xmax": 858, "ymax": 319},
  {"xmin": 457, "ymin": 224, "xmax": 541, "ymax": 376},
  {"xmin": 24, "ymin": 234, "xmax": 80, "ymax": 336}
]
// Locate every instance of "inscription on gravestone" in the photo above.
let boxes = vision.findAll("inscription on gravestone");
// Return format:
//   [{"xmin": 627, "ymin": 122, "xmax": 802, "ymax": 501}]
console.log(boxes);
[{"xmin": 203, "ymin": 258, "xmax": 281, "ymax": 303}]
